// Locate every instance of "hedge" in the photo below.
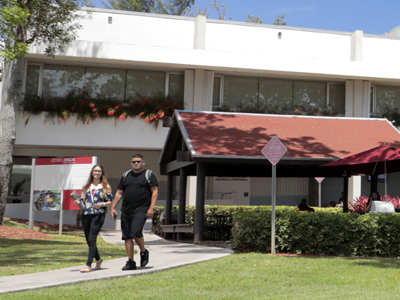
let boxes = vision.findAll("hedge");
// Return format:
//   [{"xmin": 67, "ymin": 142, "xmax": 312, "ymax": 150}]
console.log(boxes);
[
  {"xmin": 232, "ymin": 210, "xmax": 400, "ymax": 257},
  {"xmin": 152, "ymin": 205, "xmax": 400, "ymax": 256}
]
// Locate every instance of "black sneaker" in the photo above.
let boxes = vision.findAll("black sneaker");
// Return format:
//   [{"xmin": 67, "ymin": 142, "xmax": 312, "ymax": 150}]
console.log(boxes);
[
  {"xmin": 122, "ymin": 260, "xmax": 136, "ymax": 271},
  {"xmin": 140, "ymin": 249, "xmax": 149, "ymax": 267}
]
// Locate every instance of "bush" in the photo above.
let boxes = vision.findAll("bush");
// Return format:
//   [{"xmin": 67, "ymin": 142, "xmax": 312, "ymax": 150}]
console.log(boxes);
[{"xmin": 232, "ymin": 209, "xmax": 400, "ymax": 257}]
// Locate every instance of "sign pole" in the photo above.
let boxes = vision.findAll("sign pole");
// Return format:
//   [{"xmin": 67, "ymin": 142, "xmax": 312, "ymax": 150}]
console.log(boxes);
[
  {"xmin": 271, "ymin": 164, "xmax": 276, "ymax": 254},
  {"xmin": 29, "ymin": 159, "xmax": 36, "ymax": 230},
  {"xmin": 314, "ymin": 177, "xmax": 325, "ymax": 208},
  {"xmin": 318, "ymin": 182, "xmax": 322, "ymax": 208},
  {"xmin": 59, "ymin": 192, "xmax": 64, "ymax": 235},
  {"xmin": 261, "ymin": 136, "xmax": 287, "ymax": 255}
]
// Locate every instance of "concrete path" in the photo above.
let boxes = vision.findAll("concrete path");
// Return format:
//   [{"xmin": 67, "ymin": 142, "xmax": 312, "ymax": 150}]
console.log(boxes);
[{"xmin": 0, "ymin": 231, "xmax": 233, "ymax": 294}]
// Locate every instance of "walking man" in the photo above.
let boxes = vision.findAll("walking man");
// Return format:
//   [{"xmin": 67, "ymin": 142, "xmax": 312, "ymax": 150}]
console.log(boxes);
[{"xmin": 110, "ymin": 154, "xmax": 158, "ymax": 270}]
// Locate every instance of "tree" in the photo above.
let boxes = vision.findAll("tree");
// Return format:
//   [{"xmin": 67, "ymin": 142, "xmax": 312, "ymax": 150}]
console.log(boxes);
[
  {"xmin": 101, "ymin": 0, "xmax": 195, "ymax": 15},
  {"xmin": 246, "ymin": 15, "xmax": 262, "ymax": 24},
  {"xmin": 0, "ymin": 0, "xmax": 91, "ymax": 225},
  {"xmin": 246, "ymin": 13, "xmax": 287, "ymax": 25},
  {"xmin": 273, "ymin": 13, "xmax": 286, "ymax": 25}
]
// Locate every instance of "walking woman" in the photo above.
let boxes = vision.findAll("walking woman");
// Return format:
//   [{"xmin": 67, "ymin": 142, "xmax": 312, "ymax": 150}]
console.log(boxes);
[{"xmin": 73, "ymin": 165, "xmax": 112, "ymax": 273}]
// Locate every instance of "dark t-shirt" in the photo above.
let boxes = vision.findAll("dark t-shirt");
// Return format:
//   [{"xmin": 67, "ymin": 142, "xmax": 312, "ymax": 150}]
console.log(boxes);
[{"xmin": 117, "ymin": 169, "xmax": 158, "ymax": 214}]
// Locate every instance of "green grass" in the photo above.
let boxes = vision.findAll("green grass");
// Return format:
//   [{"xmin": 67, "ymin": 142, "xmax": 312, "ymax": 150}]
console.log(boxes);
[
  {"xmin": 3, "ymin": 220, "xmax": 400, "ymax": 299},
  {"xmin": 4, "ymin": 254, "xmax": 400, "ymax": 299},
  {"xmin": 0, "ymin": 220, "xmax": 127, "ymax": 277}
]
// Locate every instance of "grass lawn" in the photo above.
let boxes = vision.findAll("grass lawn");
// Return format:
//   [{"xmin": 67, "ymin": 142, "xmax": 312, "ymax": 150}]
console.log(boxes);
[
  {"xmin": 4, "ymin": 253, "xmax": 400, "ymax": 299},
  {"xmin": 3, "ymin": 220, "xmax": 400, "ymax": 299},
  {"xmin": 0, "ymin": 219, "xmax": 127, "ymax": 276}
]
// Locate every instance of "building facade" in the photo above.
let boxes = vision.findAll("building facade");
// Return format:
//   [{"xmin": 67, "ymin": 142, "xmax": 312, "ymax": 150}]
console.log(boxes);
[{"xmin": 3, "ymin": 8, "xmax": 400, "ymax": 222}]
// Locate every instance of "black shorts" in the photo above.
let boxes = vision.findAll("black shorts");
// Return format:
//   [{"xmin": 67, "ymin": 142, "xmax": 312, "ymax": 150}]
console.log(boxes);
[{"xmin": 121, "ymin": 210, "xmax": 147, "ymax": 240}]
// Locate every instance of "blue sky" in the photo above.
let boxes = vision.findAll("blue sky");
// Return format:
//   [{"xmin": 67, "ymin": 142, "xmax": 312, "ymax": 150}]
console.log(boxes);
[{"xmin": 93, "ymin": 0, "xmax": 400, "ymax": 35}]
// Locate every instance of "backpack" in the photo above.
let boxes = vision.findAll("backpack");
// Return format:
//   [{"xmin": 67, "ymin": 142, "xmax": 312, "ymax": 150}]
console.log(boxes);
[{"xmin": 122, "ymin": 169, "xmax": 153, "ymax": 189}]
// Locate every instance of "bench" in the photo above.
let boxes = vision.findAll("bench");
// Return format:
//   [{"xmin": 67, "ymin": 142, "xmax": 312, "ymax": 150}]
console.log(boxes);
[{"xmin": 160, "ymin": 224, "xmax": 194, "ymax": 240}]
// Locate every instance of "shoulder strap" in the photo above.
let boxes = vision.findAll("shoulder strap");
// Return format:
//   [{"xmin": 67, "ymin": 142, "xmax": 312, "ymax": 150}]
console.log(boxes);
[
  {"xmin": 122, "ymin": 170, "xmax": 133, "ymax": 185},
  {"xmin": 145, "ymin": 169, "xmax": 153, "ymax": 185}
]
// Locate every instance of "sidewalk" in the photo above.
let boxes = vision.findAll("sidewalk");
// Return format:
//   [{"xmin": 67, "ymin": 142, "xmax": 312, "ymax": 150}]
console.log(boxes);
[{"xmin": 0, "ymin": 231, "xmax": 233, "ymax": 294}]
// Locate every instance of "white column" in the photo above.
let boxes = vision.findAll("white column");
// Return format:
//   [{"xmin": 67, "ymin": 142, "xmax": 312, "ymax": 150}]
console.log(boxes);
[
  {"xmin": 193, "ymin": 15, "xmax": 206, "ymax": 50},
  {"xmin": 184, "ymin": 69, "xmax": 195, "ymax": 110},
  {"xmin": 186, "ymin": 176, "xmax": 197, "ymax": 206},
  {"xmin": 203, "ymin": 70, "xmax": 214, "ymax": 111},
  {"xmin": 345, "ymin": 80, "xmax": 354, "ymax": 117},
  {"xmin": 193, "ymin": 69, "xmax": 214, "ymax": 111},
  {"xmin": 348, "ymin": 176, "xmax": 362, "ymax": 204},
  {"xmin": 350, "ymin": 30, "xmax": 363, "ymax": 62},
  {"xmin": 348, "ymin": 80, "xmax": 370, "ymax": 118}
]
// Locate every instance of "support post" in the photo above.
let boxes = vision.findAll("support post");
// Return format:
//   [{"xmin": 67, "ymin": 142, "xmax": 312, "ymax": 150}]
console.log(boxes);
[
  {"xmin": 164, "ymin": 174, "xmax": 174, "ymax": 239},
  {"xmin": 177, "ymin": 167, "xmax": 188, "ymax": 240},
  {"xmin": 194, "ymin": 163, "xmax": 205, "ymax": 243},
  {"xmin": 343, "ymin": 175, "xmax": 349, "ymax": 213},
  {"xmin": 371, "ymin": 175, "xmax": 378, "ymax": 194}
]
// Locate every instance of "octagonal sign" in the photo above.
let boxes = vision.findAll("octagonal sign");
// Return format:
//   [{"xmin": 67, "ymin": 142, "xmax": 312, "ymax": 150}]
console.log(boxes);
[{"xmin": 261, "ymin": 136, "xmax": 288, "ymax": 166}]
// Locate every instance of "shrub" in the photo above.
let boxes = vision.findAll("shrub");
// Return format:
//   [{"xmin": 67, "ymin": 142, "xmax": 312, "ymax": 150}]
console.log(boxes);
[{"xmin": 233, "ymin": 209, "xmax": 400, "ymax": 257}]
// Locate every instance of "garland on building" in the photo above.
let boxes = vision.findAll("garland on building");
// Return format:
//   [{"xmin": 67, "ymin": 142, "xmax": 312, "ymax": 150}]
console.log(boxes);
[{"xmin": 20, "ymin": 91, "xmax": 183, "ymax": 128}]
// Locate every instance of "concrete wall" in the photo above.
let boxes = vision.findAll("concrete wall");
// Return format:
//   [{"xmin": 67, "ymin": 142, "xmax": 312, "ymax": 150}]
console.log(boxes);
[
  {"xmin": 26, "ymin": 9, "xmax": 400, "ymax": 83},
  {"xmin": 15, "ymin": 112, "xmax": 169, "ymax": 149}
]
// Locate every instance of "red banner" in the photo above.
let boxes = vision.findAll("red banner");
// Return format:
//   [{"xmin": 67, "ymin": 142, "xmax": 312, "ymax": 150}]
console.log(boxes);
[
  {"xmin": 63, "ymin": 189, "xmax": 82, "ymax": 210},
  {"xmin": 36, "ymin": 157, "xmax": 93, "ymax": 166}
]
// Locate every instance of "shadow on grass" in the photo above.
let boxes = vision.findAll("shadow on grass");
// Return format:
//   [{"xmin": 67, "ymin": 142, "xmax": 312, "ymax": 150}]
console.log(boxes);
[{"xmin": 0, "ymin": 237, "xmax": 87, "ymax": 268}]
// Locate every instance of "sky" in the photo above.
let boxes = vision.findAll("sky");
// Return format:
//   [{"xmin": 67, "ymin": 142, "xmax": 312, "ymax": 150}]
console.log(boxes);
[{"xmin": 93, "ymin": 0, "xmax": 400, "ymax": 35}]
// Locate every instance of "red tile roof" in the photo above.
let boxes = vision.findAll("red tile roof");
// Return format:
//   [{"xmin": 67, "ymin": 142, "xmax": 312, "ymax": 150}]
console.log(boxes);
[{"xmin": 177, "ymin": 111, "xmax": 400, "ymax": 159}]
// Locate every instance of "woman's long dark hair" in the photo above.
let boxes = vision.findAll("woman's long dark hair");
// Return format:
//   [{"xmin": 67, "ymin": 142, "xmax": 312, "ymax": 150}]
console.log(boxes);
[
  {"xmin": 367, "ymin": 191, "xmax": 381, "ymax": 206},
  {"xmin": 82, "ymin": 165, "xmax": 111, "ymax": 198}
]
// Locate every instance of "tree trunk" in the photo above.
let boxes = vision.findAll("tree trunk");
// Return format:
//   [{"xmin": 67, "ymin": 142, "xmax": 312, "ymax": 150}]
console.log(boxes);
[{"xmin": 0, "ymin": 58, "xmax": 25, "ymax": 225}]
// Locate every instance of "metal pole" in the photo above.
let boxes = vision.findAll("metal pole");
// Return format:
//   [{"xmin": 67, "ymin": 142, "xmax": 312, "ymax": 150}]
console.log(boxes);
[
  {"xmin": 318, "ymin": 182, "xmax": 322, "ymax": 208},
  {"xmin": 29, "ymin": 159, "xmax": 36, "ymax": 230},
  {"xmin": 385, "ymin": 161, "xmax": 388, "ymax": 201},
  {"xmin": 59, "ymin": 192, "xmax": 63, "ymax": 235},
  {"xmin": 271, "ymin": 165, "xmax": 276, "ymax": 255}
]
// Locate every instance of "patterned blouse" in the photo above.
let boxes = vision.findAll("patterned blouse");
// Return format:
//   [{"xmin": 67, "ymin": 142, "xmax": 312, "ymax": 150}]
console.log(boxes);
[{"xmin": 82, "ymin": 184, "xmax": 113, "ymax": 215}]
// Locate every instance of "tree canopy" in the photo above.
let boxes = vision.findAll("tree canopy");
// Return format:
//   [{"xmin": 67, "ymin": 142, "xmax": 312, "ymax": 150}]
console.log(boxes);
[
  {"xmin": 0, "ymin": 0, "xmax": 90, "ymax": 61},
  {"xmin": 0, "ymin": 0, "xmax": 91, "ymax": 225}
]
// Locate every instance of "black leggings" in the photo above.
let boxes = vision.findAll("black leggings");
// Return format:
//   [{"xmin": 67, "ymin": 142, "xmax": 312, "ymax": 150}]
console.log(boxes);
[{"xmin": 81, "ymin": 214, "xmax": 105, "ymax": 267}]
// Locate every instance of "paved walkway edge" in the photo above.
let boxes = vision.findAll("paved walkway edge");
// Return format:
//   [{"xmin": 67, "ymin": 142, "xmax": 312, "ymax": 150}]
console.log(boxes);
[{"xmin": 0, "ymin": 231, "xmax": 233, "ymax": 294}]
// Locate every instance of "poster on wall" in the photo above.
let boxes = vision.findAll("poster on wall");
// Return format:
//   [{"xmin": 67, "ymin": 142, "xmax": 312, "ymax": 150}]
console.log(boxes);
[{"xmin": 33, "ymin": 190, "xmax": 62, "ymax": 211}]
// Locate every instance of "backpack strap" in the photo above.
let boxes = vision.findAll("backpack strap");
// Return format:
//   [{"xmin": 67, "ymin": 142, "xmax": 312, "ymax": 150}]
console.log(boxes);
[
  {"xmin": 145, "ymin": 169, "xmax": 153, "ymax": 186},
  {"xmin": 122, "ymin": 169, "xmax": 153, "ymax": 187},
  {"xmin": 122, "ymin": 170, "xmax": 133, "ymax": 186}
]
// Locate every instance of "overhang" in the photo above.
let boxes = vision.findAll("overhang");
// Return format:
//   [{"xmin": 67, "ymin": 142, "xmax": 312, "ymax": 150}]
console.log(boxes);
[{"xmin": 160, "ymin": 111, "xmax": 400, "ymax": 178}]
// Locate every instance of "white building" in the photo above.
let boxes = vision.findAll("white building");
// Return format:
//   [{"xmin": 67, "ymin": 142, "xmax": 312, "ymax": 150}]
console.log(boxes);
[{"xmin": 3, "ymin": 8, "xmax": 400, "ymax": 224}]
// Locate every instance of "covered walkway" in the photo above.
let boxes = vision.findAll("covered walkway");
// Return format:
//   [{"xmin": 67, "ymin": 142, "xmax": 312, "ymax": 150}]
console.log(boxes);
[{"xmin": 160, "ymin": 111, "xmax": 400, "ymax": 242}]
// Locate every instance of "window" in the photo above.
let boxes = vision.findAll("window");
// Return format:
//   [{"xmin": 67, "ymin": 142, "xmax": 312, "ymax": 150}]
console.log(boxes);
[
  {"xmin": 168, "ymin": 74, "xmax": 184, "ymax": 100},
  {"xmin": 217, "ymin": 75, "xmax": 345, "ymax": 116},
  {"xmin": 7, "ymin": 165, "xmax": 32, "ymax": 204},
  {"xmin": 212, "ymin": 76, "xmax": 222, "ymax": 107},
  {"xmin": 375, "ymin": 86, "xmax": 400, "ymax": 115},
  {"xmin": 26, "ymin": 64, "xmax": 184, "ymax": 103},
  {"xmin": 259, "ymin": 79, "xmax": 292, "ymax": 113},
  {"xmin": 328, "ymin": 84, "xmax": 345, "ymax": 116},
  {"xmin": 25, "ymin": 65, "xmax": 40, "ymax": 97},
  {"xmin": 85, "ymin": 67, "xmax": 126, "ymax": 100},
  {"xmin": 293, "ymin": 81, "xmax": 326, "ymax": 112},
  {"xmin": 223, "ymin": 76, "xmax": 258, "ymax": 109},
  {"xmin": 126, "ymin": 70, "xmax": 165, "ymax": 99},
  {"xmin": 42, "ymin": 65, "xmax": 85, "ymax": 99}
]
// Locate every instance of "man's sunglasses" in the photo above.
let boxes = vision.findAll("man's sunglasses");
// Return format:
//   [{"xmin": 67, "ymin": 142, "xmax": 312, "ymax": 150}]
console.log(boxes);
[{"xmin": 131, "ymin": 161, "xmax": 142, "ymax": 164}]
